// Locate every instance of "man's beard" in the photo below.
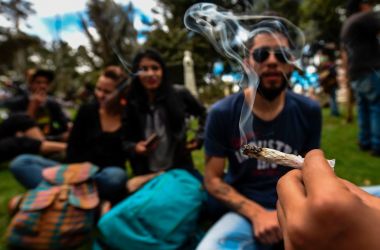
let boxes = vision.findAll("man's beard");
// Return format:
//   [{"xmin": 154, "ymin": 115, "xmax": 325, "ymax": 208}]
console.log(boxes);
[{"xmin": 257, "ymin": 77, "xmax": 288, "ymax": 101}]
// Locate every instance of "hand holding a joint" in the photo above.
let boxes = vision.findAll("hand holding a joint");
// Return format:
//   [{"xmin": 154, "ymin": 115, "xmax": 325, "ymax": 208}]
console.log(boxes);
[{"xmin": 276, "ymin": 149, "xmax": 380, "ymax": 250}]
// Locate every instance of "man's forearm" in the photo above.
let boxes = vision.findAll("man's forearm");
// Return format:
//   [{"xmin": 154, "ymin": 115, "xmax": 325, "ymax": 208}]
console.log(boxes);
[
  {"xmin": 40, "ymin": 140, "xmax": 67, "ymax": 154},
  {"xmin": 206, "ymin": 177, "xmax": 265, "ymax": 218}
]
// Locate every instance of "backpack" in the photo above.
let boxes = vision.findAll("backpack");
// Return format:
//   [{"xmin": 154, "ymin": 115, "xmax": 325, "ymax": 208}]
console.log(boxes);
[
  {"xmin": 6, "ymin": 162, "xmax": 100, "ymax": 250},
  {"xmin": 95, "ymin": 169, "xmax": 206, "ymax": 250}
]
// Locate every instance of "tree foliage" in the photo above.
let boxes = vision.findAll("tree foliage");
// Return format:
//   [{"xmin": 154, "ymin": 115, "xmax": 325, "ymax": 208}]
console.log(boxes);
[
  {"xmin": 0, "ymin": 0, "xmax": 35, "ymax": 32},
  {"xmin": 145, "ymin": 0, "xmax": 240, "ymax": 86},
  {"xmin": 0, "ymin": 0, "xmax": 353, "ymax": 101},
  {"xmin": 298, "ymin": 0, "xmax": 347, "ymax": 44},
  {"xmin": 146, "ymin": 0, "xmax": 348, "ymax": 79},
  {"xmin": 80, "ymin": 0, "xmax": 138, "ymax": 68}
]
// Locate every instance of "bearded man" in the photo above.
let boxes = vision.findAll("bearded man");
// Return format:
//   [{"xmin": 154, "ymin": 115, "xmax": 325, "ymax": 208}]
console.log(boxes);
[{"xmin": 197, "ymin": 19, "xmax": 321, "ymax": 250}]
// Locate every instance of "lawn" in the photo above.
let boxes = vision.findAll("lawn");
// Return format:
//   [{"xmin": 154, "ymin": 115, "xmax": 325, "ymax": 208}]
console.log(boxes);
[
  {"xmin": 0, "ymin": 106, "xmax": 379, "ymax": 249},
  {"xmin": 320, "ymin": 108, "xmax": 380, "ymax": 185}
]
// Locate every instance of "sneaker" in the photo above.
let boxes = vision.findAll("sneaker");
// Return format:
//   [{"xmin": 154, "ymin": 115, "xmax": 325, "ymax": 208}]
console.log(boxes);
[
  {"xmin": 371, "ymin": 149, "xmax": 380, "ymax": 157},
  {"xmin": 358, "ymin": 143, "xmax": 371, "ymax": 151}
]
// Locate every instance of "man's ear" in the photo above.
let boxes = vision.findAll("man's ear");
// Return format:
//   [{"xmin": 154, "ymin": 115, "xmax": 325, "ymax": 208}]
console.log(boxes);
[{"xmin": 242, "ymin": 57, "xmax": 254, "ymax": 74}]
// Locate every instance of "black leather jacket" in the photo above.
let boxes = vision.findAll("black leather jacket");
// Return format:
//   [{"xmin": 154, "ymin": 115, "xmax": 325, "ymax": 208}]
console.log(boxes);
[{"xmin": 123, "ymin": 85, "xmax": 206, "ymax": 175}]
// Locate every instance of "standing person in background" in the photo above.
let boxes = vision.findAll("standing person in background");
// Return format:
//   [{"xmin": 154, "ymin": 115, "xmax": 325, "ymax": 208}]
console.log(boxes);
[
  {"xmin": 197, "ymin": 18, "xmax": 321, "ymax": 250},
  {"xmin": 10, "ymin": 66, "xmax": 129, "ymax": 204},
  {"xmin": 123, "ymin": 48, "xmax": 206, "ymax": 192},
  {"xmin": 318, "ymin": 47, "xmax": 340, "ymax": 117},
  {"xmin": 340, "ymin": 0, "xmax": 380, "ymax": 156}
]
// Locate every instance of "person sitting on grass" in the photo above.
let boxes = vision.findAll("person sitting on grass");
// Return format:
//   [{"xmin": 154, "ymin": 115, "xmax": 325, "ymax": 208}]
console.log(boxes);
[
  {"xmin": 1, "ymin": 69, "xmax": 71, "ymax": 142},
  {"xmin": 9, "ymin": 66, "xmax": 129, "ymax": 205},
  {"xmin": 197, "ymin": 18, "xmax": 321, "ymax": 250},
  {"xmin": 123, "ymin": 48, "xmax": 206, "ymax": 192}
]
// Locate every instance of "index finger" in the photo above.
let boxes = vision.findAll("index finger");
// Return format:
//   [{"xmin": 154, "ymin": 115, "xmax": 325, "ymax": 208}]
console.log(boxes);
[
  {"xmin": 302, "ymin": 149, "xmax": 342, "ymax": 197},
  {"xmin": 277, "ymin": 169, "xmax": 306, "ymax": 215}
]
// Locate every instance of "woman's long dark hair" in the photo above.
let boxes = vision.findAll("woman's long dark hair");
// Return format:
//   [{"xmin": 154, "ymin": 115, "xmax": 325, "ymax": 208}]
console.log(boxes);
[{"xmin": 128, "ymin": 48, "xmax": 185, "ymax": 134}]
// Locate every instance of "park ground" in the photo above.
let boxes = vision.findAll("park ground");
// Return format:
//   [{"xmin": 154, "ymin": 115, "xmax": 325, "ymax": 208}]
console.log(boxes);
[{"xmin": 0, "ymin": 106, "xmax": 380, "ymax": 249}]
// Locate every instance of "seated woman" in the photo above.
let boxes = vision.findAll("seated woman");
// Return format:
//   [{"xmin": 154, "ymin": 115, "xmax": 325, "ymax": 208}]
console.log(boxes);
[
  {"xmin": 123, "ymin": 48, "xmax": 207, "ymax": 192},
  {"xmin": 10, "ymin": 66, "xmax": 129, "ymax": 204}
]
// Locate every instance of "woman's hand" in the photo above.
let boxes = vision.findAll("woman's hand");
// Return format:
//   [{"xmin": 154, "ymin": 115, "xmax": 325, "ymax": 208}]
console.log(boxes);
[{"xmin": 134, "ymin": 141, "xmax": 148, "ymax": 155}]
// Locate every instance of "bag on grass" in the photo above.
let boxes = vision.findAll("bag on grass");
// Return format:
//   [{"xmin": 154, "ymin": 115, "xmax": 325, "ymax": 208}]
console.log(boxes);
[
  {"xmin": 6, "ymin": 162, "xmax": 100, "ymax": 250},
  {"xmin": 96, "ymin": 169, "xmax": 206, "ymax": 250}
]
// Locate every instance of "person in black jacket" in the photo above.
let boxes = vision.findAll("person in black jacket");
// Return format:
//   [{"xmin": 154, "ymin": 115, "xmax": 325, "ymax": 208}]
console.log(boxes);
[
  {"xmin": 123, "ymin": 48, "xmax": 206, "ymax": 192},
  {"xmin": 10, "ymin": 66, "xmax": 129, "ymax": 204}
]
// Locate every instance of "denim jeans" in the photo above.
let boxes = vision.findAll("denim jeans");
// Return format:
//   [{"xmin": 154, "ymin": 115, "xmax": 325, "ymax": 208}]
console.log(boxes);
[
  {"xmin": 351, "ymin": 71, "xmax": 380, "ymax": 152},
  {"xmin": 362, "ymin": 185, "xmax": 380, "ymax": 197},
  {"xmin": 196, "ymin": 212, "xmax": 280, "ymax": 250},
  {"xmin": 10, "ymin": 154, "xmax": 128, "ymax": 203},
  {"xmin": 329, "ymin": 86, "xmax": 340, "ymax": 116}
]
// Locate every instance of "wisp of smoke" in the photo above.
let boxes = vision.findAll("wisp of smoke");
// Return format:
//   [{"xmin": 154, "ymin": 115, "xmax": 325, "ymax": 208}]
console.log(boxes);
[{"xmin": 184, "ymin": 3, "xmax": 305, "ymax": 145}]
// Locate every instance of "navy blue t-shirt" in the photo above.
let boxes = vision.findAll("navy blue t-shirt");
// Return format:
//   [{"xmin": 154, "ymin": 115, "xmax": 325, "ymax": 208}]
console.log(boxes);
[{"xmin": 205, "ymin": 90, "xmax": 321, "ymax": 209}]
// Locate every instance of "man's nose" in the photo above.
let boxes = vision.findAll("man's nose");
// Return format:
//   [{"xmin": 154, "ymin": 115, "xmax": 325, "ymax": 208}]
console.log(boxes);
[{"xmin": 266, "ymin": 52, "xmax": 279, "ymax": 64}]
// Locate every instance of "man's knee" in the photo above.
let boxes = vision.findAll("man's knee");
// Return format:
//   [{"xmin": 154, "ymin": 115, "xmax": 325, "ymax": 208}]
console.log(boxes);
[
  {"xmin": 197, "ymin": 212, "xmax": 254, "ymax": 250},
  {"xmin": 95, "ymin": 167, "xmax": 127, "ymax": 189}
]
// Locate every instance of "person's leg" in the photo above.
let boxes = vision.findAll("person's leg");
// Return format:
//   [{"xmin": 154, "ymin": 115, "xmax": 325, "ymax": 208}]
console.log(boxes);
[
  {"xmin": 0, "ymin": 113, "xmax": 37, "ymax": 138},
  {"xmin": 9, "ymin": 154, "xmax": 59, "ymax": 189},
  {"xmin": 346, "ymin": 84, "xmax": 355, "ymax": 123},
  {"xmin": 329, "ymin": 87, "xmax": 340, "ymax": 116},
  {"xmin": 196, "ymin": 212, "xmax": 274, "ymax": 250},
  {"xmin": 23, "ymin": 126, "xmax": 45, "ymax": 140},
  {"xmin": 362, "ymin": 185, "xmax": 380, "ymax": 197},
  {"xmin": 0, "ymin": 137, "xmax": 41, "ymax": 162},
  {"xmin": 369, "ymin": 100, "xmax": 380, "ymax": 155},
  {"xmin": 356, "ymin": 92, "xmax": 371, "ymax": 150},
  {"xmin": 94, "ymin": 167, "xmax": 128, "ymax": 204},
  {"xmin": 368, "ymin": 72, "xmax": 380, "ymax": 155}
]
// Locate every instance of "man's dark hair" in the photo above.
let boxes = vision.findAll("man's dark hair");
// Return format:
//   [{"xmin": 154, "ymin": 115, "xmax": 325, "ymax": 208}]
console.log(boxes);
[
  {"xmin": 30, "ymin": 69, "xmax": 55, "ymax": 83},
  {"xmin": 346, "ymin": 0, "xmax": 373, "ymax": 17},
  {"xmin": 102, "ymin": 65, "xmax": 127, "ymax": 83},
  {"xmin": 246, "ymin": 17, "xmax": 294, "ymax": 50}
]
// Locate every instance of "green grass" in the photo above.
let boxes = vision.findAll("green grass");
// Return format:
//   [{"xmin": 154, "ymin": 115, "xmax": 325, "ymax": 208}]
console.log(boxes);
[
  {"xmin": 0, "ymin": 170, "xmax": 25, "ymax": 249},
  {"xmin": 321, "ymin": 108, "xmax": 380, "ymax": 185},
  {"xmin": 0, "ymin": 106, "xmax": 380, "ymax": 249}
]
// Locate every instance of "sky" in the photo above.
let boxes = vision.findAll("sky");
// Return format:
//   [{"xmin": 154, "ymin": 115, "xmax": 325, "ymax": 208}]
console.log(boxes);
[{"xmin": 0, "ymin": 0, "xmax": 161, "ymax": 48}]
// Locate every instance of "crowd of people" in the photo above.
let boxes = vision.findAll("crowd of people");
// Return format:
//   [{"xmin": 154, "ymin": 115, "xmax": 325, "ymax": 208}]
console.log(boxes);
[{"xmin": 0, "ymin": 0, "xmax": 379, "ymax": 249}]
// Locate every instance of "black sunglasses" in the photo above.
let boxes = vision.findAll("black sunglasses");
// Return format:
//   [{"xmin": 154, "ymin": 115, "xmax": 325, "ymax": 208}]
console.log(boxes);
[{"xmin": 252, "ymin": 47, "xmax": 292, "ymax": 63}]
